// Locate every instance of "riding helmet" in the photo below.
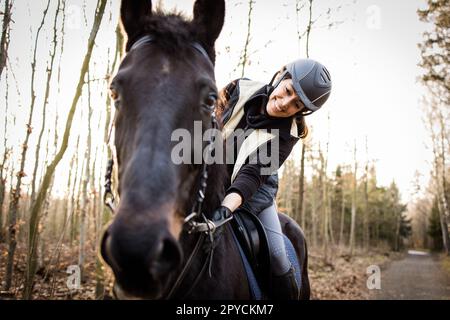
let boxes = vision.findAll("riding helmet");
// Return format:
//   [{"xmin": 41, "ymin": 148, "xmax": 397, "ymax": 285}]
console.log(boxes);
[{"xmin": 272, "ymin": 58, "xmax": 332, "ymax": 115}]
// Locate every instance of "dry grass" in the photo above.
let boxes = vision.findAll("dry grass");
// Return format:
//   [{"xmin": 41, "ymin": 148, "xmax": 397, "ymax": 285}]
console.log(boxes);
[{"xmin": 308, "ymin": 245, "xmax": 404, "ymax": 300}]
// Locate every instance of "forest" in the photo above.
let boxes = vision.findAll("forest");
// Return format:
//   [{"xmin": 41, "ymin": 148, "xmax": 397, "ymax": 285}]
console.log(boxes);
[{"xmin": 0, "ymin": 0, "xmax": 449, "ymax": 300}]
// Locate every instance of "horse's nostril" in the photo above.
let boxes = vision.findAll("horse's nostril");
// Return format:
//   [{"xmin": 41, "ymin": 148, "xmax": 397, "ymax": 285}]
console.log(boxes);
[
  {"xmin": 150, "ymin": 237, "xmax": 182, "ymax": 277},
  {"xmin": 100, "ymin": 229, "xmax": 110, "ymax": 263},
  {"xmin": 100, "ymin": 231, "xmax": 122, "ymax": 273}
]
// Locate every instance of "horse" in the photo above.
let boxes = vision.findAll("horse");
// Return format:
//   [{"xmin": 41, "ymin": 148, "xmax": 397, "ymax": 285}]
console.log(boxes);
[{"xmin": 100, "ymin": 0, "xmax": 310, "ymax": 300}]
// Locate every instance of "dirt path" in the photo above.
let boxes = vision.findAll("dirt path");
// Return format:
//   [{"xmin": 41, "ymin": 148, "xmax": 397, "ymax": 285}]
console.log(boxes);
[{"xmin": 371, "ymin": 250, "xmax": 450, "ymax": 300}]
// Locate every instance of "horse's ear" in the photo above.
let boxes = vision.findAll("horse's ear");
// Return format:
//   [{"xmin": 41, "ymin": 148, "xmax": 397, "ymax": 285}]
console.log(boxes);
[
  {"xmin": 193, "ymin": 0, "xmax": 225, "ymax": 56},
  {"xmin": 120, "ymin": 0, "xmax": 152, "ymax": 39}
]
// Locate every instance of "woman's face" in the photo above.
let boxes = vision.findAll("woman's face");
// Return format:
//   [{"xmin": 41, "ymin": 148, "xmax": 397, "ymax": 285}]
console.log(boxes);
[{"xmin": 267, "ymin": 78, "xmax": 305, "ymax": 118}]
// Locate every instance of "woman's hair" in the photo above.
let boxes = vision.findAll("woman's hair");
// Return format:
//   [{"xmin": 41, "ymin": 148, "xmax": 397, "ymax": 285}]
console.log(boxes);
[
  {"xmin": 215, "ymin": 79, "xmax": 239, "ymax": 125},
  {"xmin": 272, "ymin": 66, "xmax": 309, "ymax": 140}
]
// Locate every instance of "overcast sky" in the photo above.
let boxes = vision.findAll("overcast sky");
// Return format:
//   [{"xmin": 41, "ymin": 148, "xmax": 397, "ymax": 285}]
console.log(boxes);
[{"xmin": 1, "ymin": 0, "xmax": 432, "ymax": 203}]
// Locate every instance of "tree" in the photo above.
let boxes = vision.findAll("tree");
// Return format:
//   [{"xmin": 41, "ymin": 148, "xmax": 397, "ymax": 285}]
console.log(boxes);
[
  {"xmin": 4, "ymin": 0, "xmax": 51, "ymax": 292},
  {"xmin": 418, "ymin": 0, "xmax": 450, "ymax": 106},
  {"xmin": 31, "ymin": 0, "xmax": 62, "ymax": 203},
  {"xmin": 239, "ymin": 0, "xmax": 254, "ymax": 77},
  {"xmin": 349, "ymin": 141, "xmax": 357, "ymax": 256},
  {"xmin": 23, "ymin": 0, "xmax": 108, "ymax": 299},
  {"xmin": 0, "ymin": 0, "xmax": 12, "ymax": 79},
  {"xmin": 418, "ymin": 0, "xmax": 450, "ymax": 255},
  {"xmin": 428, "ymin": 197, "xmax": 443, "ymax": 251}
]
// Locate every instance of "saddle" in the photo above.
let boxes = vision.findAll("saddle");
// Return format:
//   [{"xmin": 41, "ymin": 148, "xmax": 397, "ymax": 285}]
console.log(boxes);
[{"xmin": 230, "ymin": 209, "xmax": 272, "ymax": 294}]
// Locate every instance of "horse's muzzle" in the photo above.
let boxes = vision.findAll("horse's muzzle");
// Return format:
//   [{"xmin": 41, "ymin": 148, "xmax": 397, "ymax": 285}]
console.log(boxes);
[{"xmin": 100, "ymin": 221, "xmax": 183, "ymax": 299}]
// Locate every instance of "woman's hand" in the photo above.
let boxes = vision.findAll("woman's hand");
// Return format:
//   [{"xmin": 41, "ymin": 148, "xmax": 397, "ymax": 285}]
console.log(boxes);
[{"xmin": 211, "ymin": 206, "xmax": 233, "ymax": 222}]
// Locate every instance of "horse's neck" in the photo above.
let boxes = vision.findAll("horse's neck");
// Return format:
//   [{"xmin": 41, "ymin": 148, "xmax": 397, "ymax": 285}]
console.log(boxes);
[{"xmin": 174, "ymin": 223, "xmax": 249, "ymax": 299}]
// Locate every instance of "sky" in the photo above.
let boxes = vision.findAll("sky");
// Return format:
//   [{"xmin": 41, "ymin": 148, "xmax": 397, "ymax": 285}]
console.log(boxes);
[{"xmin": 0, "ymin": 0, "xmax": 433, "ymax": 203}]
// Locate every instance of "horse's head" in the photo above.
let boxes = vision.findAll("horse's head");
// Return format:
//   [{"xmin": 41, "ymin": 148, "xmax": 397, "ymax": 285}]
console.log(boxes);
[{"xmin": 100, "ymin": 0, "xmax": 226, "ymax": 299}]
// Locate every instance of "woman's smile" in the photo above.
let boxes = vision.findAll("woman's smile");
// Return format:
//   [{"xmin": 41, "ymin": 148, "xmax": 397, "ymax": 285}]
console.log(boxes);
[{"xmin": 266, "ymin": 78, "xmax": 304, "ymax": 118}]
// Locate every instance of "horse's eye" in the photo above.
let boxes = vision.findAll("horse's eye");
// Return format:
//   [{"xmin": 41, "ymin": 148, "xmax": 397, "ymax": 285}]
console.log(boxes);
[
  {"xmin": 204, "ymin": 93, "xmax": 217, "ymax": 108},
  {"xmin": 109, "ymin": 88, "xmax": 119, "ymax": 101}
]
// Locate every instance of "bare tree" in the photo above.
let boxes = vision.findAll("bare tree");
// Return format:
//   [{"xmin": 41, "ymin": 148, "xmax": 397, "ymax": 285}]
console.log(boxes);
[
  {"xmin": 79, "ymin": 70, "xmax": 93, "ymax": 281},
  {"xmin": 418, "ymin": 0, "xmax": 449, "ymax": 255},
  {"xmin": 338, "ymin": 167, "xmax": 346, "ymax": 247},
  {"xmin": 349, "ymin": 141, "xmax": 357, "ymax": 256},
  {"xmin": 427, "ymin": 109, "xmax": 450, "ymax": 255},
  {"xmin": 95, "ymin": 22, "xmax": 124, "ymax": 299},
  {"xmin": 363, "ymin": 136, "xmax": 369, "ymax": 251},
  {"xmin": 30, "ymin": 0, "xmax": 61, "ymax": 203},
  {"xmin": 305, "ymin": 0, "xmax": 313, "ymax": 56},
  {"xmin": 0, "ymin": 70, "xmax": 11, "ymax": 242},
  {"xmin": 0, "ymin": 0, "xmax": 12, "ymax": 79},
  {"xmin": 4, "ymin": 0, "xmax": 51, "ymax": 292},
  {"xmin": 240, "ymin": 0, "xmax": 254, "ymax": 77},
  {"xmin": 295, "ymin": 0, "xmax": 312, "ymax": 230},
  {"xmin": 69, "ymin": 134, "xmax": 82, "ymax": 245},
  {"xmin": 23, "ymin": 0, "xmax": 108, "ymax": 299}
]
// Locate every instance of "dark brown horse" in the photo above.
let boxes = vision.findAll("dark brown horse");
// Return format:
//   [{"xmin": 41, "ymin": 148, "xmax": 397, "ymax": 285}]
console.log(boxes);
[{"xmin": 100, "ymin": 0, "xmax": 310, "ymax": 300}]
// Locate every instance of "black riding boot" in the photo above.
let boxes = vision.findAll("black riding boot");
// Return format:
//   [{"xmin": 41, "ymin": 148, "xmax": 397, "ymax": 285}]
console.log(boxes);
[{"xmin": 271, "ymin": 266, "xmax": 300, "ymax": 300}]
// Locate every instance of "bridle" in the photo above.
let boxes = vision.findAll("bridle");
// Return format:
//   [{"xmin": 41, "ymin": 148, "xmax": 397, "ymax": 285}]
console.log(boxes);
[{"xmin": 103, "ymin": 35, "xmax": 233, "ymax": 299}]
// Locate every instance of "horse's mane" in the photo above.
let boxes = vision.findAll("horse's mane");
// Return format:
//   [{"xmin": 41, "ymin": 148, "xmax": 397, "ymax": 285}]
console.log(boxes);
[{"xmin": 126, "ymin": 9, "xmax": 197, "ymax": 53}]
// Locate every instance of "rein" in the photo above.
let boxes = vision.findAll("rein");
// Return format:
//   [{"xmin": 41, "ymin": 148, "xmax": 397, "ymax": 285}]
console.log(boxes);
[{"xmin": 103, "ymin": 35, "xmax": 233, "ymax": 299}]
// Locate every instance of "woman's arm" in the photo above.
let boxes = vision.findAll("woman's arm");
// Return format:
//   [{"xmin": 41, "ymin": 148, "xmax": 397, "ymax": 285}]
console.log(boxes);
[
  {"xmin": 226, "ymin": 136, "xmax": 298, "ymax": 206},
  {"xmin": 221, "ymin": 192, "xmax": 243, "ymax": 213}
]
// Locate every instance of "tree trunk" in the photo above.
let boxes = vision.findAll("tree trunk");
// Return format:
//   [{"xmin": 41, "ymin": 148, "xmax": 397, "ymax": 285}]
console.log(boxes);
[
  {"xmin": 298, "ymin": 143, "xmax": 306, "ymax": 228},
  {"xmin": 0, "ymin": 25, "xmax": 12, "ymax": 243},
  {"xmin": 438, "ymin": 112, "xmax": 450, "ymax": 255},
  {"xmin": 31, "ymin": 0, "xmax": 61, "ymax": 203},
  {"xmin": 69, "ymin": 135, "xmax": 81, "ymax": 245},
  {"xmin": 305, "ymin": 0, "xmax": 313, "ymax": 57},
  {"xmin": 4, "ymin": 0, "xmax": 51, "ymax": 292},
  {"xmin": 79, "ymin": 70, "xmax": 93, "ymax": 281},
  {"xmin": 339, "ymin": 184, "xmax": 345, "ymax": 246},
  {"xmin": 363, "ymin": 137, "xmax": 369, "ymax": 250},
  {"xmin": 96, "ymin": 24, "xmax": 123, "ymax": 299},
  {"xmin": 0, "ymin": 89, "xmax": 10, "ymax": 242},
  {"xmin": 22, "ymin": 0, "xmax": 108, "ymax": 299},
  {"xmin": 349, "ymin": 142, "xmax": 357, "ymax": 256},
  {"xmin": 240, "ymin": 0, "xmax": 254, "ymax": 77},
  {"xmin": 0, "ymin": 0, "xmax": 12, "ymax": 79}
]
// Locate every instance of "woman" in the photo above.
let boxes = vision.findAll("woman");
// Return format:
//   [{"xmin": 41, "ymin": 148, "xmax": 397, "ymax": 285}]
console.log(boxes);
[{"xmin": 212, "ymin": 58, "xmax": 332, "ymax": 300}]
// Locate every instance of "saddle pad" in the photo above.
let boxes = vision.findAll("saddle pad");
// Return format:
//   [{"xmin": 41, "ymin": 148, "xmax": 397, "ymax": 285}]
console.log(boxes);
[
  {"xmin": 230, "ymin": 228, "xmax": 263, "ymax": 300},
  {"xmin": 283, "ymin": 234, "xmax": 302, "ymax": 288}
]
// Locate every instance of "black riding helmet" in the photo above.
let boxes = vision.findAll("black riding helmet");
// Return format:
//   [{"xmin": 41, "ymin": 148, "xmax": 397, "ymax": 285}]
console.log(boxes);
[{"xmin": 269, "ymin": 59, "xmax": 332, "ymax": 115}]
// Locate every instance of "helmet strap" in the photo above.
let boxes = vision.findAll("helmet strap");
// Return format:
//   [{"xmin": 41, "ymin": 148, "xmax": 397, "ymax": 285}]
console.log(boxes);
[{"xmin": 269, "ymin": 70, "xmax": 289, "ymax": 88}]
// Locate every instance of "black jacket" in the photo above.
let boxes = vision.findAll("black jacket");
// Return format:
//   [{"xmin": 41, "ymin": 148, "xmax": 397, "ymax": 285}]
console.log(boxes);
[{"xmin": 219, "ymin": 79, "xmax": 300, "ymax": 212}]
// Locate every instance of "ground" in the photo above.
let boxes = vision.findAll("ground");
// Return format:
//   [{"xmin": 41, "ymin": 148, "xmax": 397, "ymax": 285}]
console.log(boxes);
[
  {"xmin": 370, "ymin": 251, "xmax": 450, "ymax": 300},
  {"xmin": 1, "ymin": 243, "xmax": 450, "ymax": 300},
  {"xmin": 308, "ymin": 247, "xmax": 402, "ymax": 300}
]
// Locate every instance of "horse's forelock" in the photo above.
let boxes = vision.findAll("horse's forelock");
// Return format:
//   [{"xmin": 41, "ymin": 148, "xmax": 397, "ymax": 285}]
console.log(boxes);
[{"xmin": 126, "ymin": 11, "xmax": 197, "ymax": 53}]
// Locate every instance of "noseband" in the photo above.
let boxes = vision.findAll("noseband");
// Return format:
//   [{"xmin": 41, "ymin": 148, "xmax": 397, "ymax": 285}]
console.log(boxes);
[{"xmin": 103, "ymin": 35, "xmax": 233, "ymax": 299}]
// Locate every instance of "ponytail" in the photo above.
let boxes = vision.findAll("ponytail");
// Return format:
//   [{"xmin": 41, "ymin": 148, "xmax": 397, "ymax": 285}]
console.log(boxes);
[{"xmin": 296, "ymin": 114, "xmax": 309, "ymax": 140}]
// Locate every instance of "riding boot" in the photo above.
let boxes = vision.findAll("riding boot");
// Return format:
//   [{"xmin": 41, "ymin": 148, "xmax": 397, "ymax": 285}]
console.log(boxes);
[{"xmin": 271, "ymin": 266, "xmax": 300, "ymax": 300}]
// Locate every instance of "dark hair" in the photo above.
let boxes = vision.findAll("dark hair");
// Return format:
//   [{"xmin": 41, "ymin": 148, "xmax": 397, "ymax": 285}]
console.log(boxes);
[{"xmin": 273, "ymin": 67, "xmax": 309, "ymax": 140}]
